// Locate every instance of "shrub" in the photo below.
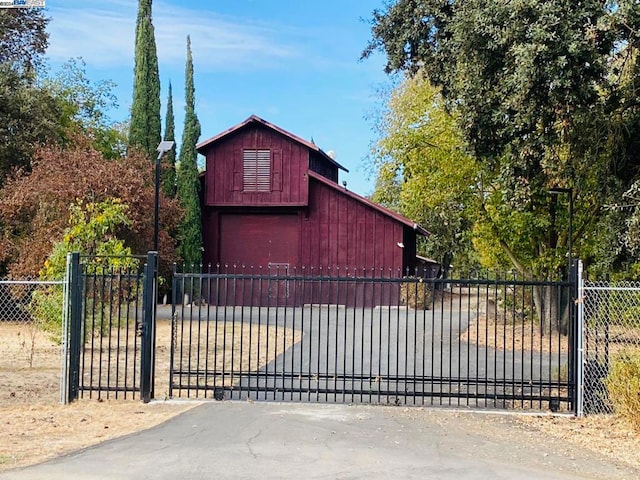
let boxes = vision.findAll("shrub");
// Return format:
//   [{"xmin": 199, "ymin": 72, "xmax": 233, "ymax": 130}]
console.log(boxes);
[
  {"xmin": 606, "ymin": 351, "xmax": 640, "ymax": 430},
  {"xmin": 30, "ymin": 198, "xmax": 140, "ymax": 340},
  {"xmin": 29, "ymin": 287, "xmax": 64, "ymax": 343},
  {"xmin": 400, "ymin": 278, "xmax": 433, "ymax": 309}
]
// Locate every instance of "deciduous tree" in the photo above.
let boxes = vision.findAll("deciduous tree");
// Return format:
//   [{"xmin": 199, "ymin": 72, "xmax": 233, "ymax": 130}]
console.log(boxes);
[
  {"xmin": 0, "ymin": 7, "xmax": 48, "ymax": 73},
  {"xmin": 0, "ymin": 136, "xmax": 181, "ymax": 278},
  {"xmin": 371, "ymin": 73, "xmax": 478, "ymax": 270},
  {"xmin": 364, "ymin": 0, "xmax": 637, "ymax": 276}
]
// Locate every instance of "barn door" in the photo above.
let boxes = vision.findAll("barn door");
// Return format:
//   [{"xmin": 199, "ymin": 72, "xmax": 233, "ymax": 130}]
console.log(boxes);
[{"xmin": 268, "ymin": 262, "xmax": 290, "ymax": 304}]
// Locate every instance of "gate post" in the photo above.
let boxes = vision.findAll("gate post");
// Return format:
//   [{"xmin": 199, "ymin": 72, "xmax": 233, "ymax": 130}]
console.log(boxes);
[
  {"xmin": 140, "ymin": 251, "xmax": 158, "ymax": 403},
  {"xmin": 67, "ymin": 252, "xmax": 82, "ymax": 403},
  {"xmin": 569, "ymin": 260, "xmax": 581, "ymax": 415},
  {"xmin": 575, "ymin": 260, "xmax": 584, "ymax": 416}
]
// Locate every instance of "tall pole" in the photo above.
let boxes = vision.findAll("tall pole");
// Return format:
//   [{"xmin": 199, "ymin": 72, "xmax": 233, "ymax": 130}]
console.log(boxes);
[
  {"xmin": 568, "ymin": 188, "xmax": 573, "ymax": 272},
  {"xmin": 154, "ymin": 153, "xmax": 161, "ymax": 252},
  {"xmin": 154, "ymin": 141, "xmax": 175, "ymax": 253},
  {"xmin": 549, "ymin": 187, "xmax": 573, "ymax": 274}
]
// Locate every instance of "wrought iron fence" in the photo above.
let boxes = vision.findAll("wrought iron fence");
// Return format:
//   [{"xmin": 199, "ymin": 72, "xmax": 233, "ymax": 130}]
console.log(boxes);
[
  {"xmin": 171, "ymin": 265, "xmax": 574, "ymax": 411},
  {"xmin": 0, "ymin": 279, "xmax": 67, "ymax": 405},
  {"xmin": 66, "ymin": 253, "xmax": 157, "ymax": 402},
  {"xmin": 581, "ymin": 278, "xmax": 640, "ymax": 415}
]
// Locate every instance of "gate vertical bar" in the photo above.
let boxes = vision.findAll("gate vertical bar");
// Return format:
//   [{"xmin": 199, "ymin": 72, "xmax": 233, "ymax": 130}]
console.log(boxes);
[
  {"xmin": 67, "ymin": 252, "xmax": 82, "ymax": 403},
  {"xmin": 141, "ymin": 252, "xmax": 158, "ymax": 403}
]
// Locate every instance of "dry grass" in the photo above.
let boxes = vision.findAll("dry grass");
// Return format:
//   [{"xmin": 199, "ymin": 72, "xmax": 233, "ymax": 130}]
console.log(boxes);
[
  {"xmin": 163, "ymin": 318, "xmax": 302, "ymax": 393},
  {"xmin": 519, "ymin": 414, "xmax": 640, "ymax": 470},
  {"xmin": 461, "ymin": 314, "xmax": 569, "ymax": 355}
]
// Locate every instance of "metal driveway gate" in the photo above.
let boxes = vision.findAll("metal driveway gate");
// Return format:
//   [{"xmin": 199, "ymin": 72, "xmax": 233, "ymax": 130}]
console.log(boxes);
[
  {"xmin": 66, "ymin": 252, "xmax": 157, "ymax": 403},
  {"xmin": 170, "ymin": 266, "xmax": 577, "ymax": 411}
]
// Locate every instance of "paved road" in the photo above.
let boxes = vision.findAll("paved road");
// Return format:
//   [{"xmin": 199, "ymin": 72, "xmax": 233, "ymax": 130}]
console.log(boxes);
[{"xmin": 1, "ymin": 401, "xmax": 635, "ymax": 480}]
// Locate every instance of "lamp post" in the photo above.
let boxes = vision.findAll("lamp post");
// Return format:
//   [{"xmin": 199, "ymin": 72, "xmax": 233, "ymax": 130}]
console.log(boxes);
[
  {"xmin": 154, "ymin": 141, "xmax": 175, "ymax": 252},
  {"xmin": 549, "ymin": 187, "xmax": 573, "ymax": 274}
]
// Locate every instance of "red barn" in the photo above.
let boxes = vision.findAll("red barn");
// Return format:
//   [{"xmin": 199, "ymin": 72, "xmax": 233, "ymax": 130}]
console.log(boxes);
[{"xmin": 197, "ymin": 115, "xmax": 427, "ymax": 285}]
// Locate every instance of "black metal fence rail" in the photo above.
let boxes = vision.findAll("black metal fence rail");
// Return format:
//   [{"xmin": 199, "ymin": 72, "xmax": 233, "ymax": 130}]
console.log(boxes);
[{"xmin": 171, "ymin": 268, "xmax": 575, "ymax": 411}]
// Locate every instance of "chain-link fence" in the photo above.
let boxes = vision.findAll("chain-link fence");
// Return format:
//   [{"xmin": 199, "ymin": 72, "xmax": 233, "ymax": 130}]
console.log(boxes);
[
  {"xmin": 581, "ymin": 279, "xmax": 640, "ymax": 415},
  {"xmin": 0, "ymin": 280, "xmax": 67, "ymax": 406}
]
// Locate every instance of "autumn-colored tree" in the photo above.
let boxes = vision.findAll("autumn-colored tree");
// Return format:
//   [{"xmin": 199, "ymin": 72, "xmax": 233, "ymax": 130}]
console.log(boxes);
[{"xmin": 0, "ymin": 136, "xmax": 181, "ymax": 279}]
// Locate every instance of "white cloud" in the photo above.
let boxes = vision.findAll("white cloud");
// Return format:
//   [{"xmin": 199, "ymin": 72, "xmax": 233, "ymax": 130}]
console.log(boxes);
[{"xmin": 46, "ymin": 0, "xmax": 302, "ymax": 71}]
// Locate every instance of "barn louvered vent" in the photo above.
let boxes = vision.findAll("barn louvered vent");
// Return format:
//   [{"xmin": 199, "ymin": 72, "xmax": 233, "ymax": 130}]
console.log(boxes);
[{"xmin": 243, "ymin": 149, "xmax": 271, "ymax": 191}]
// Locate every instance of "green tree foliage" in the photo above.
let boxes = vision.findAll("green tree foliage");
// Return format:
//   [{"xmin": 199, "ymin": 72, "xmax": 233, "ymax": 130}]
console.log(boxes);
[
  {"xmin": 40, "ymin": 198, "xmax": 135, "ymax": 280},
  {"xmin": 176, "ymin": 36, "xmax": 202, "ymax": 269},
  {"xmin": 0, "ymin": 59, "xmax": 125, "ymax": 187},
  {"xmin": 44, "ymin": 58, "xmax": 126, "ymax": 159},
  {"xmin": 0, "ymin": 65, "xmax": 65, "ymax": 185},
  {"xmin": 33, "ymin": 198, "xmax": 137, "ymax": 339},
  {"xmin": 0, "ymin": 8, "xmax": 48, "ymax": 73},
  {"xmin": 128, "ymin": 0, "xmax": 161, "ymax": 158},
  {"xmin": 162, "ymin": 82, "xmax": 177, "ymax": 198},
  {"xmin": 371, "ymin": 73, "xmax": 478, "ymax": 269},
  {"xmin": 364, "ymin": 0, "xmax": 640, "ymax": 277}
]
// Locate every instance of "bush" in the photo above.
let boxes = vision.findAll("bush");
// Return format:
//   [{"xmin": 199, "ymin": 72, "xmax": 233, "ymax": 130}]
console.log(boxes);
[
  {"xmin": 400, "ymin": 278, "xmax": 433, "ymax": 309},
  {"xmin": 606, "ymin": 351, "xmax": 640, "ymax": 430},
  {"xmin": 29, "ymin": 287, "xmax": 64, "ymax": 343}
]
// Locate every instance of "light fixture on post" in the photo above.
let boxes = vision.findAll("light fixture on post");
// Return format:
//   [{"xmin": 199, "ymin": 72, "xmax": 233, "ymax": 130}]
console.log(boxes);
[
  {"xmin": 154, "ymin": 141, "xmax": 175, "ymax": 252},
  {"xmin": 549, "ymin": 187, "xmax": 573, "ymax": 274}
]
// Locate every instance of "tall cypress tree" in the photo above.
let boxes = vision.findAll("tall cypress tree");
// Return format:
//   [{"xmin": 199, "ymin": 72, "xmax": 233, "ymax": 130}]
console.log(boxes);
[
  {"xmin": 176, "ymin": 36, "xmax": 202, "ymax": 269},
  {"xmin": 128, "ymin": 0, "xmax": 161, "ymax": 158},
  {"xmin": 162, "ymin": 82, "xmax": 176, "ymax": 198}
]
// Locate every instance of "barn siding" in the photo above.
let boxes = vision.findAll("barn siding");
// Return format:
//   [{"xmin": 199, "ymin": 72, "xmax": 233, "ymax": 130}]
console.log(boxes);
[
  {"xmin": 204, "ymin": 125, "xmax": 309, "ymax": 207},
  {"xmin": 300, "ymin": 178, "xmax": 404, "ymax": 272},
  {"xmin": 309, "ymin": 151, "xmax": 338, "ymax": 183},
  {"xmin": 202, "ymin": 207, "xmax": 219, "ymax": 269}
]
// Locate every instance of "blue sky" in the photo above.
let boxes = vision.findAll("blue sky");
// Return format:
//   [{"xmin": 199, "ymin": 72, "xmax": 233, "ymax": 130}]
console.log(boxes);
[{"xmin": 43, "ymin": 0, "xmax": 392, "ymax": 196}]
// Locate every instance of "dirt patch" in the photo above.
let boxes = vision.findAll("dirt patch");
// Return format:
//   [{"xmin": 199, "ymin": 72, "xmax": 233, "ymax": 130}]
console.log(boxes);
[
  {"xmin": 0, "ymin": 400, "xmax": 195, "ymax": 471},
  {"xmin": 461, "ymin": 314, "xmax": 569, "ymax": 355},
  {"xmin": 518, "ymin": 414, "xmax": 640, "ymax": 471},
  {"xmin": 0, "ymin": 322, "xmax": 66, "ymax": 408},
  {"xmin": 0, "ymin": 317, "xmax": 300, "ymax": 472},
  {"xmin": 0, "ymin": 321, "xmax": 192, "ymax": 472}
]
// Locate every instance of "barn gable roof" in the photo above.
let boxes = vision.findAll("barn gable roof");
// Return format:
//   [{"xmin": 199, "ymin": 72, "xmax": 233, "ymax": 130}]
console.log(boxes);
[
  {"xmin": 308, "ymin": 171, "xmax": 429, "ymax": 236},
  {"xmin": 196, "ymin": 114, "xmax": 348, "ymax": 173}
]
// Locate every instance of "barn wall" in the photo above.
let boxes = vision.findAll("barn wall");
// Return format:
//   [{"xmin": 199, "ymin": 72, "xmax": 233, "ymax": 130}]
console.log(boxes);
[
  {"xmin": 202, "ymin": 207, "xmax": 219, "ymax": 269},
  {"xmin": 203, "ymin": 125, "xmax": 309, "ymax": 207},
  {"xmin": 309, "ymin": 151, "xmax": 338, "ymax": 183},
  {"xmin": 300, "ymin": 179, "xmax": 405, "ymax": 272}
]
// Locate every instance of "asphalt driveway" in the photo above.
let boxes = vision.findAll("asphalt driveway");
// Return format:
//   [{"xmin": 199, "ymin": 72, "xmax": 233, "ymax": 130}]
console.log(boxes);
[
  {"xmin": 1, "ymin": 401, "xmax": 636, "ymax": 480},
  {"xmin": 170, "ymin": 303, "xmax": 567, "ymax": 407}
]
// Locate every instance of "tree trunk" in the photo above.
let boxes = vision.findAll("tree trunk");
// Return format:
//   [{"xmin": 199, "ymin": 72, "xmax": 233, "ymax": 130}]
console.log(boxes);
[{"xmin": 533, "ymin": 284, "xmax": 569, "ymax": 335}]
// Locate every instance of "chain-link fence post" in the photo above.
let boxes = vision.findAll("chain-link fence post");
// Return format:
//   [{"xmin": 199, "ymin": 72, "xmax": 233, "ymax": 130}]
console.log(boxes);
[{"xmin": 576, "ymin": 260, "xmax": 584, "ymax": 416}]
